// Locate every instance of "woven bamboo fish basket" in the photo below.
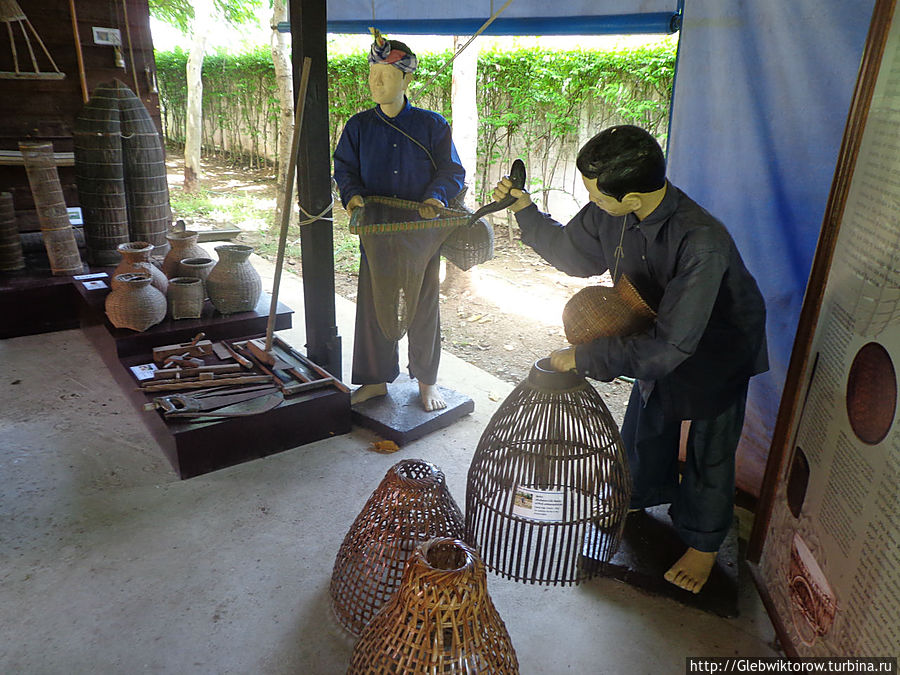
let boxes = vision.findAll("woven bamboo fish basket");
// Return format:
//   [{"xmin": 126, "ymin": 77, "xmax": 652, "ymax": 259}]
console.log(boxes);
[
  {"xmin": 330, "ymin": 459, "xmax": 466, "ymax": 637},
  {"xmin": 19, "ymin": 142, "xmax": 83, "ymax": 275},
  {"xmin": 349, "ymin": 195, "xmax": 470, "ymax": 234},
  {"xmin": 562, "ymin": 274, "xmax": 656, "ymax": 343},
  {"xmin": 0, "ymin": 191, "xmax": 25, "ymax": 272},
  {"xmin": 348, "ymin": 538, "xmax": 519, "ymax": 674},
  {"xmin": 465, "ymin": 358, "xmax": 631, "ymax": 585}
]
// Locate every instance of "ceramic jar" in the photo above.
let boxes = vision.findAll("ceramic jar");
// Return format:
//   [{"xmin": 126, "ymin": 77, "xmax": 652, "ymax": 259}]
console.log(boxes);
[
  {"xmin": 167, "ymin": 276, "xmax": 205, "ymax": 320},
  {"xmin": 105, "ymin": 272, "xmax": 167, "ymax": 331},
  {"xmin": 112, "ymin": 241, "xmax": 168, "ymax": 294},
  {"xmin": 161, "ymin": 230, "xmax": 209, "ymax": 278},
  {"xmin": 206, "ymin": 244, "xmax": 262, "ymax": 315}
]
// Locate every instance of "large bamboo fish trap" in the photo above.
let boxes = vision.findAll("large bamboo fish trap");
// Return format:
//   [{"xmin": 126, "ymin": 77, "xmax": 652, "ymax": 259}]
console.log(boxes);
[
  {"xmin": 348, "ymin": 538, "xmax": 519, "ymax": 674},
  {"xmin": 0, "ymin": 191, "xmax": 25, "ymax": 272},
  {"xmin": 465, "ymin": 359, "xmax": 631, "ymax": 585},
  {"xmin": 330, "ymin": 459, "xmax": 465, "ymax": 637},
  {"xmin": 0, "ymin": 0, "xmax": 64, "ymax": 80},
  {"xmin": 74, "ymin": 81, "xmax": 170, "ymax": 264},
  {"xmin": 19, "ymin": 142, "xmax": 83, "ymax": 275}
]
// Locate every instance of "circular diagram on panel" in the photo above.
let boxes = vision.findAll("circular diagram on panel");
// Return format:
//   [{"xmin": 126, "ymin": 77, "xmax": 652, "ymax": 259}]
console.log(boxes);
[{"xmin": 846, "ymin": 341, "xmax": 897, "ymax": 445}]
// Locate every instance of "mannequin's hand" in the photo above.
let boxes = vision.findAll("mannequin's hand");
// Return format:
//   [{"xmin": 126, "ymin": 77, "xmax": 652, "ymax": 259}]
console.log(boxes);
[
  {"xmin": 346, "ymin": 195, "xmax": 365, "ymax": 216},
  {"xmin": 418, "ymin": 197, "xmax": 443, "ymax": 219},
  {"xmin": 549, "ymin": 346, "xmax": 577, "ymax": 372},
  {"xmin": 492, "ymin": 177, "xmax": 533, "ymax": 213}
]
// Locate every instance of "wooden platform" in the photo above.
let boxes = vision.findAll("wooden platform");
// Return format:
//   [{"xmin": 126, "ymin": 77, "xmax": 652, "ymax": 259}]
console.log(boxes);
[{"xmin": 1, "ymin": 268, "xmax": 85, "ymax": 338}]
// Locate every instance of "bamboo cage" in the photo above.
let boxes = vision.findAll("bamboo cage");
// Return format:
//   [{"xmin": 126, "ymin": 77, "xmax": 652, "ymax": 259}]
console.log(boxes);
[
  {"xmin": 348, "ymin": 538, "xmax": 519, "ymax": 674},
  {"xmin": 19, "ymin": 142, "xmax": 83, "ymax": 275},
  {"xmin": 330, "ymin": 459, "xmax": 465, "ymax": 637},
  {"xmin": 465, "ymin": 358, "xmax": 631, "ymax": 585}
]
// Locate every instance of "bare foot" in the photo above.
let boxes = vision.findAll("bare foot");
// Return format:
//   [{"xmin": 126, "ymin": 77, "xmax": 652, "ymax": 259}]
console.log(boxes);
[
  {"xmin": 351, "ymin": 383, "xmax": 387, "ymax": 405},
  {"xmin": 419, "ymin": 382, "xmax": 447, "ymax": 412},
  {"xmin": 664, "ymin": 547, "xmax": 717, "ymax": 593}
]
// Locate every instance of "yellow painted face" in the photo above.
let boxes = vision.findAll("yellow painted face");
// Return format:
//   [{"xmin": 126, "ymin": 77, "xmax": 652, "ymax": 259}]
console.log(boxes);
[
  {"xmin": 581, "ymin": 175, "xmax": 633, "ymax": 216},
  {"xmin": 368, "ymin": 63, "xmax": 409, "ymax": 107}
]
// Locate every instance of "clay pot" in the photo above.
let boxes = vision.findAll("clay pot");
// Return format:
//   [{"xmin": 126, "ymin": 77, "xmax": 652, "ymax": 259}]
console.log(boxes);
[
  {"xmin": 161, "ymin": 230, "xmax": 208, "ymax": 278},
  {"xmin": 167, "ymin": 276, "xmax": 205, "ymax": 320},
  {"xmin": 105, "ymin": 272, "xmax": 167, "ymax": 331},
  {"xmin": 112, "ymin": 241, "xmax": 168, "ymax": 294},
  {"xmin": 206, "ymin": 244, "xmax": 262, "ymax": 315}
]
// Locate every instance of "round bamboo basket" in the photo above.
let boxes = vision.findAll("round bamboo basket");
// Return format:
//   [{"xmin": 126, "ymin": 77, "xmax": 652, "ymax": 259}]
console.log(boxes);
[
  {"xmin": 167, "ymin": 276, "xmax": 204, "ymax": 320},
  {"xmin": 348, "ymin": 538, "xmax": 519, "ymax": 674},
  {"xmin": 465, "ymin": 359, "xmax": 631, "ymax": 585},
  {"xmin": 330, "ymin": 459, "xmax": 465, "ymax": 637},
  {"xmin": 562, "ymin": 274, "xmax": 656, "ymax": 343}
]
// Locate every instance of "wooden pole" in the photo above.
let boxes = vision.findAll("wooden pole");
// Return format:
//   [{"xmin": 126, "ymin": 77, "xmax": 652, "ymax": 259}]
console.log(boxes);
[
  {"xmin": 265, "ymin": 56, "xmax": 312, "ymax": 352},
  {"xmin": 68, "ymin": 0, "xmax": 89, "ymax": 102}
]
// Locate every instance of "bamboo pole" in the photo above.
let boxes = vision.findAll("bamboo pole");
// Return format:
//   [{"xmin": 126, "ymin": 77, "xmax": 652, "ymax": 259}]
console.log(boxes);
[
  {"xmin": 265, "ymin": 56, "xmax": 311, "ymax": 352},
  {"xmin": 68, "ymin": 0, "xmax": 88, "ymax": 102}
]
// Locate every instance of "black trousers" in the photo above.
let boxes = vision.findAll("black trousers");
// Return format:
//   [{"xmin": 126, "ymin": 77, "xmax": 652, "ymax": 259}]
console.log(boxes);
[
  {"xmin": 620, "ymin": 380, "xmax": 749, "ymax": 552},
  {"xmin": 351, "ymin": 251, "xmax": 442, "ymax": 386}
]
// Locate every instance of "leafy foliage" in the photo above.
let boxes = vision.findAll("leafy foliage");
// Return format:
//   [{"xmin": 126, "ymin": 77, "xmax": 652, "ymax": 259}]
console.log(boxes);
[{"xmin": 155, "ymin": 40, "xmax": 676, "ymax": 206}]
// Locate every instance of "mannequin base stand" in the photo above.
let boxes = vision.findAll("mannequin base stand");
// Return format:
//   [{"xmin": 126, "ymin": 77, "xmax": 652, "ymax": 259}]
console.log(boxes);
[
  {"xmin": 586, "ymin": 505, "xmax": 740, "ymax": 618},
  {"xmin": 351, "ymin": 374, "xmax": 474, "ymax": 445}
]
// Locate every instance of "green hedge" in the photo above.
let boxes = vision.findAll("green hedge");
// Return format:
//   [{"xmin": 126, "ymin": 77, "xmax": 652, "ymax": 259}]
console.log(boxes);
[{"xmin": 155, "ymin": 41, "xmax": 676, "ymax": 202}]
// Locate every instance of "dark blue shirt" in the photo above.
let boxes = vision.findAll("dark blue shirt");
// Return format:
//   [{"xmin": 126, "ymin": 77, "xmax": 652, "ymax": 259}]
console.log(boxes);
[
  {"xmin": 516, "ymin": 182, "xmax": 768, "ymax": 419},
  {"xmin": 333, "ymin": 99, "xmax": 465, "ymax": 207}
]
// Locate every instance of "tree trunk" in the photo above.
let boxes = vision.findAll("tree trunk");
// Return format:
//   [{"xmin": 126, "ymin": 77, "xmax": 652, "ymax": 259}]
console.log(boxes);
[
  {"xmin": 444, "ymin": 35, "xmax": 480, "ymax": 293},
  {"xmin": 270, "ymin": 0, "xmax": 294, "ymax": 228},
  {"xmin": 183, "ymin": 0, "xmax": 213, "ymax": 194}
]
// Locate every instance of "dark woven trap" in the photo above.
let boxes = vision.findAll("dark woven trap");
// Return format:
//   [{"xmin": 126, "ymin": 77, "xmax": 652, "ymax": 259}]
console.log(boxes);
[
  {"xmin": 330, "ymin": 459, "xmax": 465, "ymax": 637},
  {"xmin": 466, "ymin": 359, "xmax": 631, "ymax": 585}
]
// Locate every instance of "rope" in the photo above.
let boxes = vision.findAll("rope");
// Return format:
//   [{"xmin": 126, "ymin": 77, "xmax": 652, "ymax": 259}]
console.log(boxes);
[
  {"xmin": 375, "ymin": 108, "xmax": 437, "ymax": 169},
  {"xmin": 611, "ymin": 215, "xmax": 628, "ymax": 282},
  {"xmin": 410, "ymin": 0, "xmax": 516, "ymax": 101}
]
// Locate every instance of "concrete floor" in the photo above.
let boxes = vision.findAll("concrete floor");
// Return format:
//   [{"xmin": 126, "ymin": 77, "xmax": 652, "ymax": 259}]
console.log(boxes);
[{"xmin": 0, "ymin": 256, "xmax": 780, "ymax": 674}]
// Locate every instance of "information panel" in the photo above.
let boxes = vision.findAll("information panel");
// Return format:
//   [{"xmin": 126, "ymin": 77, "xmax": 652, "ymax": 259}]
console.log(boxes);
[{"xmin": 754, "ymin": 0, "xmax": 900, "ymax": 657}]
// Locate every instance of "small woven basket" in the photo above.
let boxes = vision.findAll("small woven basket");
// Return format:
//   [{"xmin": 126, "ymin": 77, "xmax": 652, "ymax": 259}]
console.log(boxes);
[
  {"xmin": 330, "ymin": 459, "xmax": 465, "ymax": 637},
  {"xmin": 562, "ymin": 274, "xmax": 656, "ymax": 344},
  {"xmin": 348, "ymin": 538, "xmax": 519, "ymax": 674},
  {"xmin": 441, "ymin": 213, "xmax": 494, "ymax": 271},
  {"xmin": 349, "ymin": 195, "xmax": 470, "ymax": 234}
]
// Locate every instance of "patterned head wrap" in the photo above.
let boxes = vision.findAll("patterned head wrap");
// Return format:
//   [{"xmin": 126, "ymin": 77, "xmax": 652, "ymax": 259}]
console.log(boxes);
[{"xmin": 368, "ymin": 27, "xmax": 417, "ymax": 74}]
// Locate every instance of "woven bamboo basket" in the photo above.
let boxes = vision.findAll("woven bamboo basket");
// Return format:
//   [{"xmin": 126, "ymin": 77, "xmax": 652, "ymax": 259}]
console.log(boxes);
[
  {"xmin": 162, "ymin": 230, "xmax": 209, "ymax": 278},
  {"xmin": 562, "ymin": 274, "xmax": 656, "ymax": 344},
  {"xmin": 167, "ymin": 276, "xmax": 204, "ymax": 320},
  {"xmin": 349, "ymin": 195, "xmax": 470, "ymax": 234},
  {"xmin": 105, "ymin": 272, "xmax": 167, "ymax": 331},
  {"xmin": 73, "ymin": 82, "xmax": 129, "ymax": 265},
  {"xmin": 465, "ymin": 358, "xmax": 631, "ymax": 585},
  {"xmin": 0, "ymin": 191, "xmax": 25, "ymax": 272},
  {"xmin": 117, "ymin": 82, "xmax": 171, "ymax": 250},
  {"xmin": 441, "ymin": 212, "xmax": 494, "ymax": 271},
  {"xmin": 206, "ymin": 244, "xmax": 261, "ymax": 315},
  {"xmin": 112, "ymin": 241, "xmax": 167, "ymax": 294},
  {"xmin": 19, "ymin": 142, "xmax": 83, "ymax": 275},
  {"xmin": 348, "ymin": 538, "xmax": 519, "ymax": 674},
  {"xmin": 330, "ymin": 459, "xmax": 466, "ymax": 637}
]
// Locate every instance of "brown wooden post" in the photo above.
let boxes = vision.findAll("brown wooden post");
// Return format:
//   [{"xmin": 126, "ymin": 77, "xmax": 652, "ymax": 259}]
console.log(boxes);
[{"xmin": 289, "ymin": 0, "xmax": 342, "ymax": 379}]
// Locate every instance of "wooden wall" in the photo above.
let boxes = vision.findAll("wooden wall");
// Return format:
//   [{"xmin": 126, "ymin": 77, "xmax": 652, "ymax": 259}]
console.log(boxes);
[{"xmin": 0, "ymin": 0, "xmax": 162, "ymax": 231}]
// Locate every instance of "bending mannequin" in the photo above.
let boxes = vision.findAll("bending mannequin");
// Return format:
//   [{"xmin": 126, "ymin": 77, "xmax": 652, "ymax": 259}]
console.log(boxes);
[
  {"xmin": 333, "ymin": 32, "xmax": 465, "ymax": 412},
  {"xmin": 493, "ymin": 125, "xmax": 768, "ymax": 593}
]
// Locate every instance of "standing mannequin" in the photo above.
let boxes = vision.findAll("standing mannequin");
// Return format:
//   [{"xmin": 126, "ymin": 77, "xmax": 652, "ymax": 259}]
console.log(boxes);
[
  {"xmin": 333, "ymin": 31, "xmax": 465, "ymax": 411},
  {"xmin": 492, "ymin": 125, "xmax": 768, "ymax": 593}
]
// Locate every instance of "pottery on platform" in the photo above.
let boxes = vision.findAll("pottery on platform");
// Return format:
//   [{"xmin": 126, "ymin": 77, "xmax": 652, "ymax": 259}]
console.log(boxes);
[
  {"xmin": 167, "ymin": 276, "xmax": 205, "ymax": 320},
  {"xmin": 112, "ymin": 241, "xmax": 168, "ymax": 294},
  {"xmin": 206, "ymin": 244, "xmax": 262, "ymax": 315},
  {"xmin": 105, "ymin": 272, "xmax": 167, "ymax": 331},
  {"xmin": 161, "ymin": 230, "xmax": 208, "ymax": 278}
]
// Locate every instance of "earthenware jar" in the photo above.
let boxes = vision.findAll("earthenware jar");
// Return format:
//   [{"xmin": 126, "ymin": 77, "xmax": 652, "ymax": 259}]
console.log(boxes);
[
  {"xmin": 167, "ymin": 276, "xmax": 205, "ymax": 320},
  {"xmin": 206, "ymin": 244, "xmax": 262, "ymax": 314},
  {"xmin": 105, "ymin": 272, "xmax": 167, "ymax": 331},
  {"xmin": 161, "ymin": 230, "xmax": 208, "ymax": 278},
  {"xmin": 112, "ymin": 241, "xmax": 168, "ymax": 294}
]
